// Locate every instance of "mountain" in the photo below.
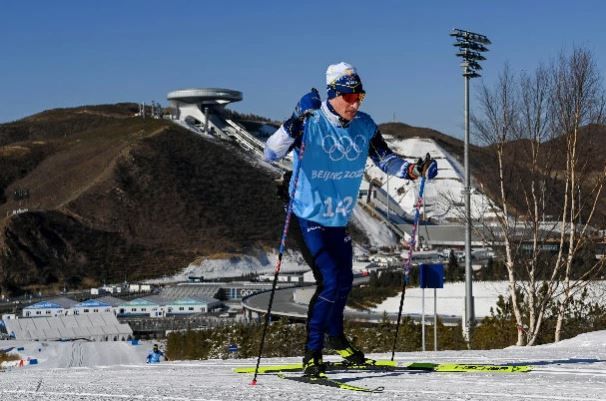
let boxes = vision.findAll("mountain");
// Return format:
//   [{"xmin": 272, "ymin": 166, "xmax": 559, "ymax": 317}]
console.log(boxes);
[{"xmin": 0, "ymin": 104, "xmax": 285, "ymax": 295}]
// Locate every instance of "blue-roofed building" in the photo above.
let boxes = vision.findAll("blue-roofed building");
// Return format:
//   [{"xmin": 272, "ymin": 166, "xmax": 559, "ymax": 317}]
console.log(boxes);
[
  {"xmin": 72, "ymin": 299, "xmax": 115, "ymax": 315},
  {"xmin": 22, "ymin": 297, "xmax": 78, "ymax": 318}
]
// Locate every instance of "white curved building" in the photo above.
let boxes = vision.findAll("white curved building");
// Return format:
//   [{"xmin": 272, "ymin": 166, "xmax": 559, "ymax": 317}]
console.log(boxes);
[
  {"xmin": 167, "ymin": 87, "xmax": 271, "ymax": 161},
  {"xmin": 167, "ymin": 88, "xmax": 242, "ymax": 134}
]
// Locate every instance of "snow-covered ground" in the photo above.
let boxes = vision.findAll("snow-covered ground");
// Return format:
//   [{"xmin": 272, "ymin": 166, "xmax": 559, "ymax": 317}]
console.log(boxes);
[
  {"xmin": 0, "ymin": 340, "xmax": 151, "ymax": 369},
  {"xmin": 373, "ymin": 281, "xmax": 606, "ymax": 319},
  {"xmin": 2, "ymin": 331, "xmax": 606, "ymax": 400},
  {"xmin": 373, "ymin": 281, "xmax": 511, "ymax": 319},
  {"xmin": 351, "ymin": 204, "xmax": 398, "ymax": 248}
]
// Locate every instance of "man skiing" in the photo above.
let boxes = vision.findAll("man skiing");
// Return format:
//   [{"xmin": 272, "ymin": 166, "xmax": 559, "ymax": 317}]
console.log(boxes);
[
  {"xmin": 264, "ymin": 62, "xmax": 438, "ymax": 378},
  {"xmin": 146, "ymin": 344, "xmax": 164, "ymax": 364}
]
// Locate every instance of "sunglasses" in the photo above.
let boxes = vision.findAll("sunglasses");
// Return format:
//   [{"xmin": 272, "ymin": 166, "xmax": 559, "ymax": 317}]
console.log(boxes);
[{"xmin": 340, "ymin": 92, "xmax": 366, "ymax": 104}]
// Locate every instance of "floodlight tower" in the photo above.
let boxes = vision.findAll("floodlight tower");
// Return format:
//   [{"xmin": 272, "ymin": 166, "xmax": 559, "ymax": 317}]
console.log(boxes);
[{"xmin": 450, "ymin": 28, "xmax": 490, "ymax": 343}]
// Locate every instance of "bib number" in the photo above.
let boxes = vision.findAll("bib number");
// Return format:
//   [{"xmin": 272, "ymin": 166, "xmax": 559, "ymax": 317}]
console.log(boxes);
[{"xmin": 323, "ymin": 196, "xmax": 353, "ymax": 218}]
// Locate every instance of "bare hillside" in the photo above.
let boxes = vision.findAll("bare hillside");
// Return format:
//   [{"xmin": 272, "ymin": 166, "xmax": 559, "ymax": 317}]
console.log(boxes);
[{"xmin": 0, "ymin": 104, "xmax": 284, "ymax": 295}]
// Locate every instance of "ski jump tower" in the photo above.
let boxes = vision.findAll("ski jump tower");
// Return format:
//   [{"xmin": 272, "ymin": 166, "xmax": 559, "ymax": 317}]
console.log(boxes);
[
  {"xmin": 167, "ymin": 88, "xmax": 271, "ymax": 161},
  {"xmin": 167, "ymin": 88, "xmax": 242, "ymax": 134}
]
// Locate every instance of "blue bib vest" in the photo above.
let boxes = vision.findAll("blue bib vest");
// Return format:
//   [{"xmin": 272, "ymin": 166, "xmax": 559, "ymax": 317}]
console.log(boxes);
[{"xmin": 289, "ymin": 108, "xmax": 376, "ymax": 227}]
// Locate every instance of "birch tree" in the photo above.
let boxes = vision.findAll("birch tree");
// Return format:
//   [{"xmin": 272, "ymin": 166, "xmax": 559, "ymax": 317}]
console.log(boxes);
[
  {"xmin": 474, "ymin": 47, "xmax": 606, "ymax": 345},
  {"xmin": 473, "ymin": 64, "xmax": 526, "ymax": 346},
  {"xmin": 513, "ymin": 64, "xmax": 558, "ymax": 345},
  {"xmin": 549, "ymin": 48, "xmax": 606, "ymax": 342}
]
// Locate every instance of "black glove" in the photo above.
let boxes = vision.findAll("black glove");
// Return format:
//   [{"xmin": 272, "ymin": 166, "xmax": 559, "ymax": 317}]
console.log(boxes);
[
  {"xmin": 293, "ymin": 88, "xmax": 321, "ymax": 119},
  {"xmin": 408, "ymin": 153, "xmax": 438, "ymax": 180},
  {"xmin": 283, "ymin": 88, "xmax": 321, "ymax": 138}
]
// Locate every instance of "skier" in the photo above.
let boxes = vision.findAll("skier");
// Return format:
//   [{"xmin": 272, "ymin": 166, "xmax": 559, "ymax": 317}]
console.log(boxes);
[
  {"xmin": 264, "ymin": 62, "xmax": 438, "ymax": 378},
  {"xmin": 146, "ymin": 344, "xmax": 164, "ymax": 364}
]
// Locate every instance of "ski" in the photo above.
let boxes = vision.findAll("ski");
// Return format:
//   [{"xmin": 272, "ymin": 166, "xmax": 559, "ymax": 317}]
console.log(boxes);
[
  {"xmin": 407, "ymin": 362, "xmax": 532, "ymax": 373},
  {"xmin": 234, "ymin": 359, "xmax": 396, "ymax": 374},
  {"xmin": 277, "ymin": 373, "xmax": 384, "ymax": 393},
  {"xmin": 235, "ymin": 360, "xmax": 532, "ymax": 374}
]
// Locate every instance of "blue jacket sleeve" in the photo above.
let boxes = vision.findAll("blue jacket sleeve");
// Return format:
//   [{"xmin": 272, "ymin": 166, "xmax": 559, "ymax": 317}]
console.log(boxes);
[{"xmin": 368, "ymin": 130, "xmax": 413, "ymax": 179}]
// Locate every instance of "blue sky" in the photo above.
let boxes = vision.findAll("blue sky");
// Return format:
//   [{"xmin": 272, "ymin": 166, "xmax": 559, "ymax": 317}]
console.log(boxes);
[{"xmin": 1, "ymin": 1, "xmax": 605, "ymax": 139}]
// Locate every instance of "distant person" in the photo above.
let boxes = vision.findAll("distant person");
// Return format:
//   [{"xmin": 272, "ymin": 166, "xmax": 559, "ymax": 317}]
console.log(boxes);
[
  {"xmin": 146, "ymin": 344, "xmax": 164, "ymax": 364},
  {"xmin": 264, "ymin": 62, "xmax": 438, "ymax": 378}
]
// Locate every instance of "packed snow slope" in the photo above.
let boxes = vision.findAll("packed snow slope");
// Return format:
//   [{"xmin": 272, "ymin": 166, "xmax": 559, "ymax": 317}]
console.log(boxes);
[{"xmin": 2, "ymin": 330, "xmax": 606, "ymax": 400}]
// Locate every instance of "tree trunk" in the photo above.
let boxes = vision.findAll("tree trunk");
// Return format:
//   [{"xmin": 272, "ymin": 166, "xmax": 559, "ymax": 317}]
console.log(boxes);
[{"xmin": 497, "ymin": 149, "xmax": 525, "ymax": 346}]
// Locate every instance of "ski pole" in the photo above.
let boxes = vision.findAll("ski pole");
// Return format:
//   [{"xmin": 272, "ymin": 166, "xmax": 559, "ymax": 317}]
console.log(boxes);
[
  {"xmin": 391, "ymin": 154, "xmax": 429, "ymax": 361},
  {"xmin": 251, "ymin": 119, "xmax": 308, "ymax": 386}
]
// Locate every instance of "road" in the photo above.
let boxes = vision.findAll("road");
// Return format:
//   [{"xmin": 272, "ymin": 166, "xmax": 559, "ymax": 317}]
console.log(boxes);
[{"xmin": 243, "ymin": 285, "xmax": 461, "ymax": 325}]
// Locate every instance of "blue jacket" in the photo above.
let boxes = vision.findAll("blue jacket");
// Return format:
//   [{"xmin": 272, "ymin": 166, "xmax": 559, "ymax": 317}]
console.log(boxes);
[
  {"xmin": 146, "ymin": 350, "xmax": 164, "ymax": 363},
  {"xmin": 264, "ymin": 101, "xmax": 414, "ymax": 226}
]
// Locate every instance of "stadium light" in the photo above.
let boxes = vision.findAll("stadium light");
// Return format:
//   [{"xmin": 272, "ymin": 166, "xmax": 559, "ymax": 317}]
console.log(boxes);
[{"xmin": 451, "ymin": 28, "xmax": 490, "ymax": 343}]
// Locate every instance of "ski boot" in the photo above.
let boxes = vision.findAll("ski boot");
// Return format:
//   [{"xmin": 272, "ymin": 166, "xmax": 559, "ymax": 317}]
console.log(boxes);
[
  {"xmin": 302, "ymin": 349, "xmax": 327, "ymax": 378},
  {"xmin": 327, "ymin": 335, "xmax": 376, "ymax": 366}
]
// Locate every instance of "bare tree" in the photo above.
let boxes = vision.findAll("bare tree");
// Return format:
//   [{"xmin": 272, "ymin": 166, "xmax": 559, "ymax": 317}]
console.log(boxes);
[
  {"xmin": 513, "ymin": 64, "xmax": 558, "ymax": 345},
  {"xmin": 473, "ymin": 64, "xmax": 527, "ymax": 346},
  {"xmin": 549, "ymin": 47, "xmax": 606, "ymax": 342},
  {"xmin": 473, "ymin": 48, "xmax": 606, "ymax": 346}
]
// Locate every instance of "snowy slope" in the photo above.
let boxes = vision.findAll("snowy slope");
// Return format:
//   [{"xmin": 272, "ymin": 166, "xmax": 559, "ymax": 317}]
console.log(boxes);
[
  {"xmin": 0, "ymin": 339, "xmax": 151, "ymax": 368},
  {"xmin": 366, "ymin": 135, "xmax": 498, "ymax": 222},
  {"xmin": 143, "ymin": 250, "xmax": 310, "ymax": 284},
  {"xmin": 351, "ymin": 203, "xmax": 398, "ymax": 247},
  {"xmin": 2, "ymin": 331, "xmax": 606, "ymax": 400}
]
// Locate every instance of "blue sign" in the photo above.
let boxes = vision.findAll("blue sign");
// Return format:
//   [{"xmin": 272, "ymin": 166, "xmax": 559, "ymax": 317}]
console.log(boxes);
[
  {"xmin": 28, "ymin": 301, "xmax": 61, "ymax": 309},
  {"xmin": 75, "ymin": 299, "xmax": 111, "ymax": 308},
  {"xmin": 419, "ymin": 263, "xmax": 445, "ymax": 289},
  {"xmin": 228, "ymin": 344, "xmax": 238, "ymax": 353}
]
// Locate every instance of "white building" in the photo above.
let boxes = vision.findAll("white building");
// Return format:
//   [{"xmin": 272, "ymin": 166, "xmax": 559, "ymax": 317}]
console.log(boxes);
[
  {"xmin": 117, "ymin": 295, "xmax": 221, "ymax": 318},
  {"xmin": 71, "ymin": 296, "xmax": 124, "ymax": 316},
  {"xmin": 163, "ymin": 296, "xmax": 221, "ymax": 315},
  {"xmin": 167, "ymin": 88, "xmax": 242, "ymax": 133},
  {"xmin": 117, "ymin": 297, "xmax": 162, "ymax": 317},
  {"xmin": 22, "ymin": 297, "xmax": 78, "ymax": 318}
]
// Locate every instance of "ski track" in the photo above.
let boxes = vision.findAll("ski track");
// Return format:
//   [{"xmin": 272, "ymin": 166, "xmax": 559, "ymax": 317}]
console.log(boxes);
[{"xmin": 1, "ymin": 336, "xmax": 606, "ymax": 401}]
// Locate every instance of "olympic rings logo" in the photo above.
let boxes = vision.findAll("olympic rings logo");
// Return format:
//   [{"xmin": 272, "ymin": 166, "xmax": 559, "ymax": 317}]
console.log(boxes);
[{"xmin": 321, "ymin": 134, "xmax": 367, "ymax": 161}]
